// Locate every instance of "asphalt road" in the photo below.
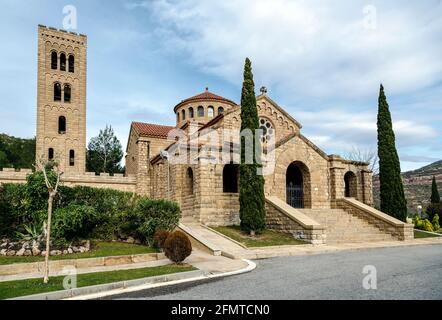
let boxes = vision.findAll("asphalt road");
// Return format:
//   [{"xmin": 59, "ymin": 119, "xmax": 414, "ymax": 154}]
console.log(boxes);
[{"xmin": 106, "ymin": 245, "xmax": 442, "ymax": 300}]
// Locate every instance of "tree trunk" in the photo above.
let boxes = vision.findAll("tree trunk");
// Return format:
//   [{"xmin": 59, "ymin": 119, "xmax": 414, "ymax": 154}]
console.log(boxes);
[{"xmin": 43, "ymin": 192, "xmax": 54, "ymax": 284}]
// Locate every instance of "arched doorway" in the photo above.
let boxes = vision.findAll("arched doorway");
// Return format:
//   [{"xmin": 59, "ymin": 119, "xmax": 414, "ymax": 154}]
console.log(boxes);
[
  {"xmin": 344, "ymin": 171, "xmax": 357, "ymax": 198},
  {"xmin": 286, "ymin": 162, "xmax": 309, "ymax": 208}
]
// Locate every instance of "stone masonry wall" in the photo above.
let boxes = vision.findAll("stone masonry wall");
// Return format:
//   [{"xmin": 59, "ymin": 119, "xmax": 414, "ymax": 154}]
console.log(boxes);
[
  {"xmin": 0, "ymin": 169, "xmax": 136, "ymax": 193},
  {"xmin": 265, "ymin": 200, "xmax": 326, "ymax": 244}
]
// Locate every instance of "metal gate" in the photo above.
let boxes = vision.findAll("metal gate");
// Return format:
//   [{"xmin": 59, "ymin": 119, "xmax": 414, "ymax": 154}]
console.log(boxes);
[{"xmin": 287, "ymin": 182, "xmax": 304, "ymax": 209}]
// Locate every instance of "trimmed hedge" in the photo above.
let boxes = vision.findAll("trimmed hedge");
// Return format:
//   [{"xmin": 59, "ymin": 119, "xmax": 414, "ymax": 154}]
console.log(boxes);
[{"xmin": 164, "ymin": 231, "xmax": 192, "ymax": 264}]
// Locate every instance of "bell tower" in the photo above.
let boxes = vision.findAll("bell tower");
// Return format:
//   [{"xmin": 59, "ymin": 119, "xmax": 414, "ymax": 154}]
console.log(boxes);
[{"xmin": 35, "ymin": 25, "xmax": 87, "ymax": 174}]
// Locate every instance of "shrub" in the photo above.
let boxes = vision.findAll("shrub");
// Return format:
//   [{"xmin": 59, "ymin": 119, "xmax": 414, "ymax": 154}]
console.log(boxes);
[
  {"xmin": 426, "ymin": 203, "xmax": 442, "ymax": 222},
  {"xmin": 164, "ymin": 231, "xmax": 192, "ymax": 264},
  {"xmin": 423, "ymin": 219, "xmax": 434, "ymax": 232},
  {"xmin": 122, "ymin": 198, "xmax": 181, "ymax": 245},
  {"xmin": 153, "ymin": 230, "xmax": 170, "ymax": 250},
  {"xmin": 52, "ymin": 204, "xmax": 99, "ymax": 241},
  {"xmin": 432, "ymin": 214, "xmax": 440, "ymax": 231},
  {"xmin": 25, "ymin": 170, "xmax": 57, "ymax": 214}
]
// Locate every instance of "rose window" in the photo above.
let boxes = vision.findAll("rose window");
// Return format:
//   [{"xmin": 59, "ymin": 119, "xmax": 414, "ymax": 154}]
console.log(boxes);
[{"xmin": 259, "ymin": 118, "xmax": 274, "ymax": 143}]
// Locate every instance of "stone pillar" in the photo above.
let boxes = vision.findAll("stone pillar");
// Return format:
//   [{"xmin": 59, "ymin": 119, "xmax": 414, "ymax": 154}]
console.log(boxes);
[
  {"xmin": 330, "ymin": 167, "xmax": 345, "ymax": 201},
  {"xmin": 195, "ymin": 158, "xmax": 217, "ymax": 224},
  {"xmin": 361, "ymin": 170, "xmax": 373, "ymax": 206},
  {"xmin": 136, "ymin": 139, "xmax": 150, "ymax": 196}
]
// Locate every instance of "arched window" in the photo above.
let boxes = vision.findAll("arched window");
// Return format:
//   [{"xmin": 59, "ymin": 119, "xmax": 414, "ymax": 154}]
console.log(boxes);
[
  {"xmin": 48, "ymin": 148, "xmax": 54, "ymax": 160},
  {"xmin": 68, "ymin": 55, "xmax": 75, "ymax": 73},
  {"xmin": 54, "ymin": 83, "xmax": 62, "ymax": 101},
  {"xmin": 51, "ymin": 51, "xmax": 58, "ymax": 70},
  {"xmin": 177, "ymin": 112, "xmax": 180, "ymax": 123},
  {"xmin": 182, "ymin": 109, "xmax": 186, "ymax": 121},
  {"xmin": 198, "ymin": 106, "xmax": 204, "ymax": 117},
  {"xmin": 58, "ymin": 116, "xmax": 66, "ymax": 134},
  {"xmin": 186, "ymin": 167, "xmax": 194, "ymax": 195},
  {"xmin": 69, "ymin": 150, "xmax": 75, "ymax": 166},
  {"xmin": 223, "ymin": 163, "xmax": 239, "ymax": 193},
  {"xmin": 189, "ymin": 107, "xmax": 194, "ymax": 118},
  {"xmin": 218, "ymin": 107, "xmax": 224, "ymax": 115},
  {"xmin": 208, "ymin": 106, "xmax": 214, "ymax": 118},
  {"xmin": 60, "ymin": 53, "xmax": 66, "ymax": 71},
  {"xmin": 64, "ymin": 84, "xmax": 71, "ymax": 103}
]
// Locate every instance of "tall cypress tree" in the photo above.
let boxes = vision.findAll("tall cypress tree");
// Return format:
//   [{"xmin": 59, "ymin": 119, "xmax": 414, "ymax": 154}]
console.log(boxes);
[
  {"xmin": 239, "ymin": 58, "xmax": 266, "ymax": 235},
  {"xmin": 431, "ymin": 176, "xmax": 440, "ymax": 204},
  {"xmin": 377, "ymin": 84, "xmax": 408, "ymax": 221}
]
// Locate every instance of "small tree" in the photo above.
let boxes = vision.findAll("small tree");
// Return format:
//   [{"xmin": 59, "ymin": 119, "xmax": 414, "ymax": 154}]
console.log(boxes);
[
  {"xmin": 86, "ymin": 125, "xmax": 123, "ymax": 174},
  {"xmin": 430, "ymin": 176, "xmax": 440, "ymax": 204},
  {"xmin": 377, "ymin": 84, "xmax": 407, "ymax": 222},
  {"xmin": 345, "ymin": 146, "xmax": 379, "ymax": 174},
  {"xmin": 35, "ymin": 157, "xmax": 63, "ymax": 284},
  {"xmin": 239, "ymin": 58, "xmax": 266, "ymax": 235}
]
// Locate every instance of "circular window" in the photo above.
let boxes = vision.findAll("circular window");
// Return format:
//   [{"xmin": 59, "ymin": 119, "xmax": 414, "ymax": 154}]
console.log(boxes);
[{"xmin": 259, "ymin": 118, "xmax": 274, "ymax": 143}]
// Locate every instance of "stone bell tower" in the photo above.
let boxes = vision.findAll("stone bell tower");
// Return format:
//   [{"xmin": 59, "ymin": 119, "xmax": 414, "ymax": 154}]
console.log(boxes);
[{"xmin": 35, "ymin": 25, "xmax": 87, "ymax": 174}]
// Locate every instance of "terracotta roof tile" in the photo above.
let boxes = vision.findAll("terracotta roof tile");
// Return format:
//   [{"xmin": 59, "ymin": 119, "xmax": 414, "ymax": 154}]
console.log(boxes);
[
  {"xmin": 174, "ymin": 88, "xmax": 237, "ymax": 112},
  {"xmin": 132, "ymin": 122, "xmax": 175, "ymax": 139}
]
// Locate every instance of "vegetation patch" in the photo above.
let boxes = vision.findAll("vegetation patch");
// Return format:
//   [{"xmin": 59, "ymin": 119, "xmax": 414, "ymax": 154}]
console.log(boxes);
[
  {"xmin": 0, "ymin": 241, "xmax": 157, "ymax": 265},
  {"xmin": 0, "ymin": 264, "xmax": 195, "ymax": 300},
  {"xmin": 212, "ymin": 226, "xmax": 307, "ymax": 248},
  {"xmin": 414, "ymin": 230, "xmax": 442, "ymax": 239}
]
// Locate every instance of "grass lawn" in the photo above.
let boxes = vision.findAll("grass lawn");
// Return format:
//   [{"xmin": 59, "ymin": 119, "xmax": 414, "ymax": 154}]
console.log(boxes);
[
  {"xmin": 414, "ymin": 230, "xmax": 442, "ymax": 239},
  {"xmin": 211, "ymin": 226, "xmax": 307, "ymax": 248},
  {"xmin": 0, "ymin": 264, "xmax": 196, "ymax": 300},
  {"xmin": 0, "ymin": 242, "xmax": 158, "ymax": 265}
]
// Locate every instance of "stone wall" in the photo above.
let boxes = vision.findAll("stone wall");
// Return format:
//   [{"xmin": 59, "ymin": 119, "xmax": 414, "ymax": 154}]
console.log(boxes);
[
  {"xmin": 334, "ymin": 198, "xmax": 414, "ymax": 241},
  {"xmin": 265, "ymin": 197, "xmax": 326, "ymax": 244},
  {"xmin": 0, "ymin": 169, "xmax": 136, "ymax": 193}
]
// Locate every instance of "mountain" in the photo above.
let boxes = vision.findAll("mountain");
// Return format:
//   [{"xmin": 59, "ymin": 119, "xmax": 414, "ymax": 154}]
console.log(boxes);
[
  {"xmin": 0, "ymin": 134, "xmax": 35, "ymax": 169},
  {"xmin": 373, "ymin": 160, "xmax": 442, "ymax": 214}
]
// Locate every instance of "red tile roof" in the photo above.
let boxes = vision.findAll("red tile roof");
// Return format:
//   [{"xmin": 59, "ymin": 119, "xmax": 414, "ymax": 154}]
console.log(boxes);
[
  {"xmin": 132, "ymin": 122, "xmax": 175, "ymax": 139},
  {"xmin": 174, "ymin": 88, "xmax": 237, "ymax": 112}
]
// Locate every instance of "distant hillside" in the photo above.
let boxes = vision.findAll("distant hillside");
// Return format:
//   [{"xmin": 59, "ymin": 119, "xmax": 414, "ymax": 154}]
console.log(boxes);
[
  {"xmin": 0, "ymin": 134, "xmax": 35, "ymax": 169},
  {"xmin": 373, "ymin": 160, "xmax": 442, "ymax": 214}
]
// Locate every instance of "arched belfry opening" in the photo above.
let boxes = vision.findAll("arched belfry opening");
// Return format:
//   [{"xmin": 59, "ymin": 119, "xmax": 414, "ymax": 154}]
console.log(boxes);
[
  {"xmin": 286, "ymin": 161, "xmax": 311, "ymax": 209},
  {"xmin": 344, "ymin": 171, "xmax": 358, "ymax": 198}
]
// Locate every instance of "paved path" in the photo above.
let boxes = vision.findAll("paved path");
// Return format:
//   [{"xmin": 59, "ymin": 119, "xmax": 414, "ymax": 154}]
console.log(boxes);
[{"xmin": 106, "ymin": 244, "xmax": 442, "ymax": 300}]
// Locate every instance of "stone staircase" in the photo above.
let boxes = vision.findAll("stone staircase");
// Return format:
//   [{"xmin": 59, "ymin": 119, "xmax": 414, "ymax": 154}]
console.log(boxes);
[{"xmin": 299, "ymin": 208, "xmax": 398, "ymax": 244}]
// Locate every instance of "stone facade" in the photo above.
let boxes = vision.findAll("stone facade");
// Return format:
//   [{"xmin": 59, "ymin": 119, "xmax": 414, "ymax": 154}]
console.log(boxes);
[
  {"xmin": 36, "ymin": 25, "xmax": 87, "ymax": 174},
  {"xmin": 2, "ymin": 26, "xmax": 413, "ymax": 244},
  {"xmin": 127, "ymin": 91, "xmax": 374, "ymax": 228}
]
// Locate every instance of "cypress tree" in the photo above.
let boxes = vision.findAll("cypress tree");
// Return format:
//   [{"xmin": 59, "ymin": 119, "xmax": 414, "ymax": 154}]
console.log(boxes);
[
  {"xmin": 377, "ymin": 84, "xmax": 408, "ymax": 221},
  {"xmin": 239, "ymin": 58, "xmax": 266, "ymax": 234},
  {"xmin": 431, "ymin": 176, "xmax": 440, "ymax": 204}
]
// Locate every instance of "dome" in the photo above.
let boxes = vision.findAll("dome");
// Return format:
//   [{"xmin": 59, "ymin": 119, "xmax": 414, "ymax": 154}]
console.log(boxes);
[{"xmin": 174, "ymin": 88, "xmax": 237, "ymax": 113}]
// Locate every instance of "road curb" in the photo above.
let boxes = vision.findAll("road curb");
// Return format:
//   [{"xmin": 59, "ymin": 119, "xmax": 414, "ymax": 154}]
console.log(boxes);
[
  {"xmin": 67, "ymin": 259, "xmax": 257, "ymax": 300},
  {"xmin": 8, "ymin": 270, "xmax": 205, "ymax": 301}
]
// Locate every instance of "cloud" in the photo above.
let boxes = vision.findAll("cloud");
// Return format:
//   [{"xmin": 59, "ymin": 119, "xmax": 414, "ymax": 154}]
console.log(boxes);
[
  {"xmin": 296, "ymin": 108, "xmax": 438, "ymax": 153},
  {"xmin": 130, "ymin": 0, "xmax": 442, "ymax": 99}
]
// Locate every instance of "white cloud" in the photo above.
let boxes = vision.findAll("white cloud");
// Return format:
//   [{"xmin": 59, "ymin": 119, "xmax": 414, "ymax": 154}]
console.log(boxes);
[{"xmin": 131, "ymin": 0, "xmax": 442, "ymax": 99}]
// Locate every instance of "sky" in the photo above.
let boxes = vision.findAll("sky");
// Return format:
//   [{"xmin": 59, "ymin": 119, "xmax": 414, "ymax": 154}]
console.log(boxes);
[{"xmin": 0, "ymin": 0, "xmax": 441, "ymax": 171}]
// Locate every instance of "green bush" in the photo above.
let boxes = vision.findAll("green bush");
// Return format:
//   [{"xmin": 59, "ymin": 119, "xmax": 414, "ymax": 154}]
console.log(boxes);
[
  {"xmin": 432, "ymin": 214, "xmax": 440, "ymax": 231},
  {"xmin": 1, "ymin": 172, "xmax": 181, "ymax": 244},
  {"xmin": 122, "ymin": 198, "xmax": 181, "ymax": 245},
  {"xmin": 426, "ymin": 203, "xmax": 442, "ymax": 222},
  {"xmin": 414, "ymin": 215, "xmax": 435, "ymax": 232},
  {"xmin": 164, "ymin": 231, "xmax": 192, "ymax": 264},
  {"xmin": 52, "ymin": 204, "xmax": 99, "ymax": 241}
]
